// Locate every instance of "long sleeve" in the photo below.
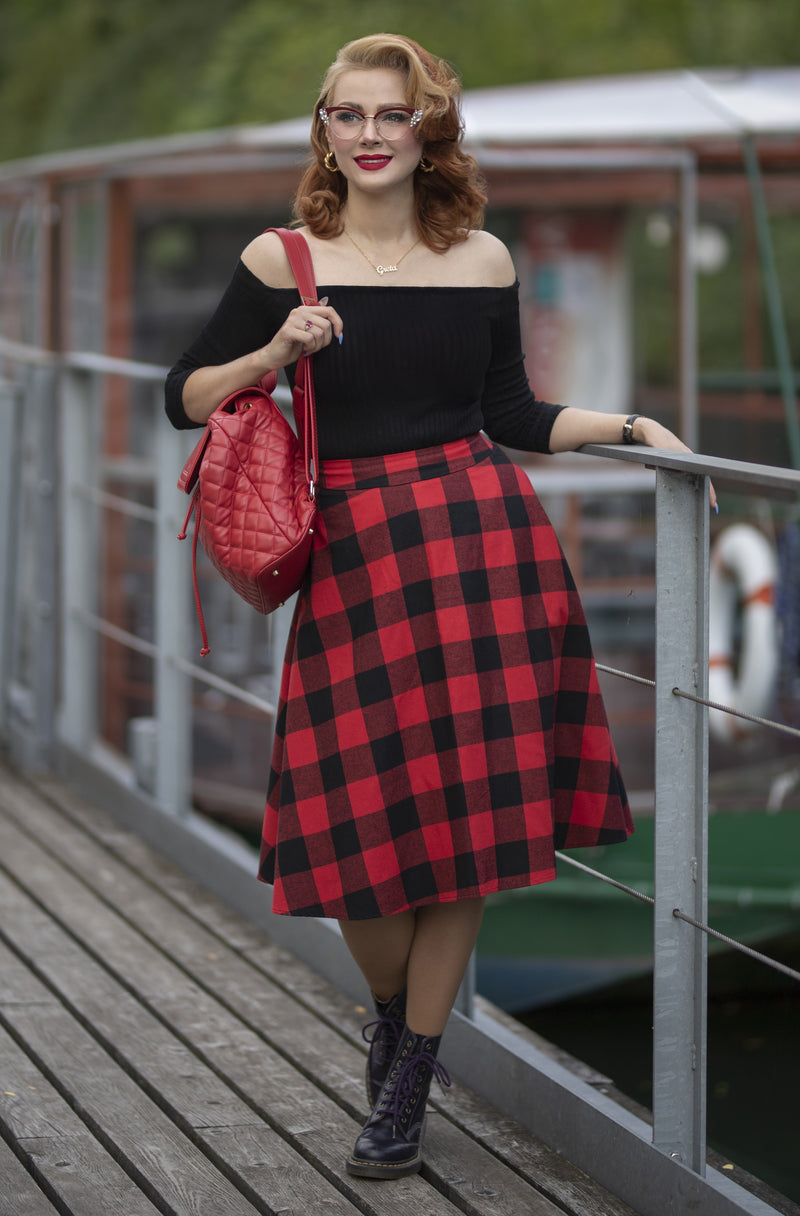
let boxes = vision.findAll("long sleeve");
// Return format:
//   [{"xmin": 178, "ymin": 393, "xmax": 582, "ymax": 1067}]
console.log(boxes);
[
  {"xmin": 479, "ymin": 286, "xmax": 563, "ymax": 454},
  {"xmin": 164, "ymin": 262, "xmax": 293, "ymax": 430}
]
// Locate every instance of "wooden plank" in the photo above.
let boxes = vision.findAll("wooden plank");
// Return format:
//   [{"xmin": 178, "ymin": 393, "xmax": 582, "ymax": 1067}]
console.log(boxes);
[
  {"xmin": 0, "ymin": 821, "xmax": 465, "ymax": 1216},
  {"xmin": 0, "ymin": 1015, "xmax": 163, "ymax": 1216},
  {"xmin": 0, "ymin": 793, "xmax": 379, "ymax": 1118},
  {"xmin": 199, "ymin": 1125, "xmax": 366, "ymax": 1216},
  {"xmin": 34, "ymin": 776, "xmax": 267, "ymax": 952},
  {"xmin": 44, "ymin": 772, "xmax": 641, "ymax": 1216},
  {"xmin": 11, "ymin": 1135, "xmax": 168, "ymax": 1216},
  {"xmin": 236, "ymin": 953, "xmax": 640, "ymax": 1216},
  {"xmin": 0, "ymin": 768, "xmax": 637, "ymax": 1216},
  {"xmin": 0, "ymin": 940, "xmax": 266, "ymax": 1215},
  {"xmin": 1, "ymin": 769, "xmax": 637, "ymax": 1216},
  {"xmin": 0, "ymin": 1137, "xmax": 62, "ymax": 1216},
  {"xmin": 424, "ymin": 1113, "xmax": 575, "ymax": 1216},
  {"xmin": 1, "ymin": 1005, "xmax": 275, "ymax": 1216},
  {"xmin": 0, "ymin": 768, "xmax": 635, "ymax": 1216}
]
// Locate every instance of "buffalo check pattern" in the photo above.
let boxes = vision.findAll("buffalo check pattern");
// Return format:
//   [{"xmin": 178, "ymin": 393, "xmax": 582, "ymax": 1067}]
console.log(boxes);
[{"xmin": 259, "ymin": 433, "xmax": 632, "ymax": 919}]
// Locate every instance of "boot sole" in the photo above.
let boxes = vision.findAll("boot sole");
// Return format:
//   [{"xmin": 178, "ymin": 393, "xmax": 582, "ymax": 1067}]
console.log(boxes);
[{"xmin": 345, "ymin": 1151, "xmax": 422, "ymax": 1179}]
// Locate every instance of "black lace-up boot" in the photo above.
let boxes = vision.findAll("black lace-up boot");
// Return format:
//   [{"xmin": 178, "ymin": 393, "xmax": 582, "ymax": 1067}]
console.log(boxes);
[
  {"xmin": 346, "ymin": 1029, "xmax": 451, "ymax": 1178},
  {"xmin": 362, "ymin": 989, "xmax": 407, "ymax": 1106}
]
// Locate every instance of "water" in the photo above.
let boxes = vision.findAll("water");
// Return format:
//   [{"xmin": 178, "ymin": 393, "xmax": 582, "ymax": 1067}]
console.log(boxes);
[{"xmin": 521, "ymin": 946, "xmax": 800, "ymax": 1206}]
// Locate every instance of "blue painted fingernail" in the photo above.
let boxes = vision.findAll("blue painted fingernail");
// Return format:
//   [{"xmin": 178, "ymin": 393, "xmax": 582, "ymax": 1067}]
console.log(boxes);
[
  {"xmin": 714, "ymin": 503, "xmax": 719, "ymax": 514},
  {"xmin": 338, "ymin": 333, "xmax": 343, "ymax": 344}
]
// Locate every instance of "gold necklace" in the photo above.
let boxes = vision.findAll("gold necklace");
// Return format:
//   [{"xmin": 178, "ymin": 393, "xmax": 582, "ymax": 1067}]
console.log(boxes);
[{"xmin": 344, "ymin": 228, "xmax": 421, "ymax": 276}]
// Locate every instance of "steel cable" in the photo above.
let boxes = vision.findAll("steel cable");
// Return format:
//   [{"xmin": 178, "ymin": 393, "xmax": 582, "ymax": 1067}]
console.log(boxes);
[
  {"xmin": 595, "ymin": 663, "xmax": 800, "ymax": 742},
  {"xmin": 555, "ymin": 852, "xmax": 800, "ymax": 984},
  {"xmin": 671, "ymin": 685, "xmax": 800, "ymax": 741},
  {"xmin": 671, "ymin": 908, "xmax": 800, "ymax": 983}
]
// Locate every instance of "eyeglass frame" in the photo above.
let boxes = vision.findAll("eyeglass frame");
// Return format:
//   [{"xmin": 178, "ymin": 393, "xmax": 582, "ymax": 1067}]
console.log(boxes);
[{"xmin": 318, "ymin": 105, "xmax": 424, "ymax": 141}]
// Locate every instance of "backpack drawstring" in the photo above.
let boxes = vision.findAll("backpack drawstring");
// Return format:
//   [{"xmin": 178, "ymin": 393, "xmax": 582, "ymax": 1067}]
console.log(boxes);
[{"xmin": 178, "ymin": 490, "xmax": 211, "ymax": 656}]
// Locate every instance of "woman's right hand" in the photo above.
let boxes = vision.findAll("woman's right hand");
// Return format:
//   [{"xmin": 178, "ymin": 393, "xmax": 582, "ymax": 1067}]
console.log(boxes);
[
  {"xmin": 181, "ymin": 298, "xmax": 343, "ymax": 425},
  {"xmin": 260, "ymin": 296, "xmax": 343, "ymax": 369}
]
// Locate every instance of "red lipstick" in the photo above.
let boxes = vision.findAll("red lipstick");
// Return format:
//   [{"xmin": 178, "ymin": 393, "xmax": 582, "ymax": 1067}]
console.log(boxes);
[{"xmin": 354, "ymin": 155, "xmax": 392, "ymax": 171}]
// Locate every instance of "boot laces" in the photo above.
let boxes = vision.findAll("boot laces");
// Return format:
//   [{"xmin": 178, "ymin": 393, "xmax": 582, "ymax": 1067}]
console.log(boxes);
[
  {"xmin": 375, "ymin": 1048, "xmax": 451, "ymax": 1132},
  {"xmin": 362, "ymin": 1012, "xmax": 406, "ymax": 1068}
]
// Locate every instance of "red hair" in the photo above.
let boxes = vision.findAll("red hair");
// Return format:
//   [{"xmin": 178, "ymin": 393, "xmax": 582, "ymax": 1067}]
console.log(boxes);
[{"xmin": 291, "ymin": 34, "xmax": 487, "ymax": 252}]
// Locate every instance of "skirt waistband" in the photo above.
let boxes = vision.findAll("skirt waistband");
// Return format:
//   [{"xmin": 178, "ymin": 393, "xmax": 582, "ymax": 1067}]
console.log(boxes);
[{"xmin": 319, "ymin": 433, "xmax": 492, "ymax": 492}]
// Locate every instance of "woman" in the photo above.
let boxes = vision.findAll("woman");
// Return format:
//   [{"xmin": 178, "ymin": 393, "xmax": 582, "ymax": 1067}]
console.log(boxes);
[{"xmin": 166, "ymin": 33, "xmax": 711, "ymax": 1180}]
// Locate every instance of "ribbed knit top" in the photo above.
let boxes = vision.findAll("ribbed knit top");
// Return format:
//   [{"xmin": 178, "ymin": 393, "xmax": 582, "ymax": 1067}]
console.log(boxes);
[{"xmin": 164, "ymin": 260, "xmax": 563, "ymax": 460}]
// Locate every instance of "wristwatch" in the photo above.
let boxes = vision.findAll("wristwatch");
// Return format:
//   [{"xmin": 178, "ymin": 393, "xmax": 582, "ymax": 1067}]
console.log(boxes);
[{"xmin": 622, "ymin": 414, "xmax": 641, "ymax": 445}]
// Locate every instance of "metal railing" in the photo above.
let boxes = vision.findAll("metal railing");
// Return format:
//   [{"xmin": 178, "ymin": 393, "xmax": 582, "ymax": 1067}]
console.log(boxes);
[
  {"xmin": 581, "ymin": 440, "xmax": 800, "ymax": 1173},
  {"xmin": 2, "ymin": 336, "xmax": 800, "ymax": 1211}
]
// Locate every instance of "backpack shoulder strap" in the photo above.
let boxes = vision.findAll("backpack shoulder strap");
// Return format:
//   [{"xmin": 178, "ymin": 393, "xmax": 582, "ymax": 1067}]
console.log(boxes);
[
  {"xmin": 261, "ymin": 226, "xmax": 319, "ymax": 491},
  {"xmin": 264, "ymin": 227, "xmax": 318, "ymax": 306}
]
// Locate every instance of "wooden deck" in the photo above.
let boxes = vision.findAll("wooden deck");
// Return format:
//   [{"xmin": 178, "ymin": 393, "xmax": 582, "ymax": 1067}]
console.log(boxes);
[{"xmin": 0, "ymin": 762, "xmax": 638, "ymax": 1216}]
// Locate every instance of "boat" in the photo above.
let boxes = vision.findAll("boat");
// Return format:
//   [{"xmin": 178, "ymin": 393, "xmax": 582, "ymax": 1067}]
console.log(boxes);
[{"xmin": 477, "ymin": 761, "xmax": 800, "ymax": 1012}]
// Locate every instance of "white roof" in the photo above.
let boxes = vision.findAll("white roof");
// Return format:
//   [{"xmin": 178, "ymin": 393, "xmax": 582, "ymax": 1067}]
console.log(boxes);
[
  {"xmin": 1, "ymin": 68, "xmax": 798, "ymax": 182},
  {"xmin": 460, "ymin": 69, "xmax": 800, "ymax": 145}
]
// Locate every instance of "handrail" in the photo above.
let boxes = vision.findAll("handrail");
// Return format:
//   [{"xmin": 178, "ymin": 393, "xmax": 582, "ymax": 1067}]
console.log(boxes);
[
  {"xmin": 581, "ymin": 440, "xmax": 800, "ymax": 494},
  {"xmin": 0, "ymin": 338, "xmax": 168, "ymax": 380},
  {"xmin": 0, "ymin": 338, "xmax": 293, "ymax": 403}
]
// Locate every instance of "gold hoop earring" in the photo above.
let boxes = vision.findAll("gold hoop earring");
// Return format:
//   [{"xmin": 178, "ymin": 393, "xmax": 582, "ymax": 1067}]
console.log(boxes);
[
  {"xmin": 324, "ymin": 150, "xmax": 339, "ymax": 173},
  {"xmin": 418, "ymin": 156, "xmax": 435, "ymax": 174}
]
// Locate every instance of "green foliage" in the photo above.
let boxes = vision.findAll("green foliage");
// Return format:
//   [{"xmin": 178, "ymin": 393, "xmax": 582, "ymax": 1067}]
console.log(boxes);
[{"xmin": 0, "ymin": 0, "xmax": 797, "ymax": 161}]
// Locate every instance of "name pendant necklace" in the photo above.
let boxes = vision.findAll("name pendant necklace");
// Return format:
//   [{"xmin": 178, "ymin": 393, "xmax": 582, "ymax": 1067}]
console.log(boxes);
[{"xmin": 344, "ymin": 229, "xmax": 421, "ymax": 276}]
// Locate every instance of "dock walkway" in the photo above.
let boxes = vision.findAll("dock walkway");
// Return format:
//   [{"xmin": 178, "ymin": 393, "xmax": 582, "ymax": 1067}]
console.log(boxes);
[{"xmin": 0, "ymin": 763, "xmax": 637, "ymax": 1216}]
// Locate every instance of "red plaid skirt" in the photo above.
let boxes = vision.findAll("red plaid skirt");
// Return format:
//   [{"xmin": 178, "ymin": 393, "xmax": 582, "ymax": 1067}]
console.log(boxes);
[{"xmin": 259, "ymin": 433, "xmax": 632, "ymax": 918}]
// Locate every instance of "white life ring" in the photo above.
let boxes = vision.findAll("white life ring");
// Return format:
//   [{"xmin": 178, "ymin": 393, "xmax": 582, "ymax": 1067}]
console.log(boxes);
[{"xmin": 708, "ymin": 524, "xmax": 778, "ymax": 742}]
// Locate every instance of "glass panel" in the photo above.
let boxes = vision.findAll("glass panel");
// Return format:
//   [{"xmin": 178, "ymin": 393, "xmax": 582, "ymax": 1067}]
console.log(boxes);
[
  {"xmin": 190, "ymin": 669, "xmax": 274, "ymax": 849},
  {"xmin": 133, "ymin": 208, "xmax": 285, "ymax": 365},
  {"xmin": 7, "ymin": 368, "xmax": 49, "ymax": 697},
  {"xmin": 0, "ymin": 187, "xmax": 42, "ymax": 344},
  {"xmin": 98, "ymin": 635, "xmax": 155, "ymax": 764},
  {"xmin": 61, "ymin": 181, "xmax": 106, "ymax": 352},
  {"xmin": 186, "ymin": 542, "xmax": 284, "ymax": 832}
]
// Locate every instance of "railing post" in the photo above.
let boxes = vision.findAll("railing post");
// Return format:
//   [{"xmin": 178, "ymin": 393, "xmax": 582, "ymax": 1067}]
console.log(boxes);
[
  {"xmin": 154, "ymin": 405, "xmax": 192, "ymax": 817},
  {"xmin": 0, "ymin": 364, "xmax": 61, "ymax": 771},
  {"xmin": 60, "ymin": 366, "xmax": 101, "ymax": 753},
  {"xmin": 30, "ymin": 364, "xmax": 60, "ymax": 770},
  {"xmin": 652, "ymin": 467, "xmax": 710, "ymax": 1173},
  {"xmin": 0, "ymin": 376, "xmax": 20, "ymax": 743}
]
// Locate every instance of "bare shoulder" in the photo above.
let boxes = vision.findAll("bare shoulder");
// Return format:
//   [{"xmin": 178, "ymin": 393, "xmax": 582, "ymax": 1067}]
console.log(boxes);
[
  {"xmin": 241, "ymin": 228, "xmax": 303, "ymax": 288},
  {"xmin": 462, "ymin": 230, "xmax": 517, "ymax": 287}
]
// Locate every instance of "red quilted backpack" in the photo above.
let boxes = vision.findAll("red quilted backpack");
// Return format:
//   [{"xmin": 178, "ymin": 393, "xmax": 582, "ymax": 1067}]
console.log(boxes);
[{"xmin": 178, "ymin": 228, "xmax": 319, "ymax": 655}]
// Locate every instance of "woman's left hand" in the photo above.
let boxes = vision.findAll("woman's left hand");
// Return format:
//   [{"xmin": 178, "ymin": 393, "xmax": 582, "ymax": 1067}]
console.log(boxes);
[
  {"xmin": 634, "ymin": 417, "xmax": 717, "ymax": 512},
  {"xmin": 548, "ymin": 408, "xmax": 717, "ymax": 513}
]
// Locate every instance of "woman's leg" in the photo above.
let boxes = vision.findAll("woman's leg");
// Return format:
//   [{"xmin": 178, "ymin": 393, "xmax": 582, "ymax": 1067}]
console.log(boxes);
[
  {"xmin": 338, "ymin": 909, "xmax": 416, "ymax": 1003},
  {"xmin": 339, "ymin": 896, "xmax": 485, "ymax": 1030},
  {"xmin": 339, "ymin": 912, "xmax": 415, "ymax": 1106},
  {"xmin": 404, "ymin": 897, "xmax": 485, "ymax": 1035},
  {"xmin": 343, "ymin": 897, "xmax": 485, "ymax": 1179}
]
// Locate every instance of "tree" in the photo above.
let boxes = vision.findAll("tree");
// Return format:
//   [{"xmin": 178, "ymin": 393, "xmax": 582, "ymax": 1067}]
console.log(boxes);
[{"xmin": 1, "ymin": 0, "xmax": 797, "ymax": 162}]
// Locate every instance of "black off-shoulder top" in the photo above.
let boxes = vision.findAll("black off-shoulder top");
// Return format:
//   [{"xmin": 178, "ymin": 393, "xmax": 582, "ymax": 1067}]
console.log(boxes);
[{"xmin": 164, "ymin": 261, "xmax": 563, "ymax": 460}]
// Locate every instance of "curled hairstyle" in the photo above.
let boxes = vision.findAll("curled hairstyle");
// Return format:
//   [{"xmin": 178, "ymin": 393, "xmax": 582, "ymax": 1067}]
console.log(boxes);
[{"xmin": 292, "ymin": 34, "xmax": 487, "ymax": 252}]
